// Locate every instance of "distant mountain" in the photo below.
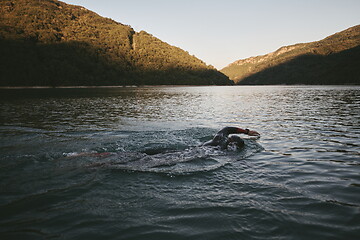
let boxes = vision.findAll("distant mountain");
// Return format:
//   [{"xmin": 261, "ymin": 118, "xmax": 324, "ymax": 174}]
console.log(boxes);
[
  {"xmin": 0, "ymin": 0, "xmax": 232, "ymax": 86},
  {"xmin": 221, "ymin": 25, "xmax": 360, "ymax": 85}
]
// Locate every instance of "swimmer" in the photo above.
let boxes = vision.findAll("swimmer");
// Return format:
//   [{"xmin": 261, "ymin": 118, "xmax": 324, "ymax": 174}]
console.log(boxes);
[
  {"xmin": 203, "ymin": 127, "xmax": 260, "ymax": 150},
  {"xmin": 65, "ymin": 127, "xmax": 260, "ymax": 158}
]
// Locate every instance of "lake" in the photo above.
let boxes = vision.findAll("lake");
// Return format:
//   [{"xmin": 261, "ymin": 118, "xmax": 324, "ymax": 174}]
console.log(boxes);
[{"xmin": 0, "ymin": 86, "xmax": 359, "ymax": 239}]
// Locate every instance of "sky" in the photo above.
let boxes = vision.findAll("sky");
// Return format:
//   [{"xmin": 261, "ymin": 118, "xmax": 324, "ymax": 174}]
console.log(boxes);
[{"xmin": 63, "ymin": 0, "xmax": 360, "ymax": 69}]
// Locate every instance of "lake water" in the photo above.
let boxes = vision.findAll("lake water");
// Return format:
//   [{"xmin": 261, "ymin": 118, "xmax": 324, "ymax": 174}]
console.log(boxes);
[{"xmin": 0, "ymin": 86, "xmax": 359, "ymax": 239}]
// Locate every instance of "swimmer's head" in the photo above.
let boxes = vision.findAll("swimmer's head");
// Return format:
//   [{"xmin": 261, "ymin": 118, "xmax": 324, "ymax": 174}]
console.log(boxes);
[{"xmin": 227, "ymin": 135, "xmax": 244, "ymax": 150}]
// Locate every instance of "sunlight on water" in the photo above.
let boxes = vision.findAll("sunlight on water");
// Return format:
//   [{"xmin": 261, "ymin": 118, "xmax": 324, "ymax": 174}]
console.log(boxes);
[{"xmin": 0, "ymin": 86, "xmax": 359, "ymax": 239}]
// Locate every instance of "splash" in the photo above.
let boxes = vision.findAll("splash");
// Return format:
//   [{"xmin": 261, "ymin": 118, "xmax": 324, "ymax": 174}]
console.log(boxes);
[{"xmin": 65, "ymin": 138, "xmax": 263, "ymax": 175}]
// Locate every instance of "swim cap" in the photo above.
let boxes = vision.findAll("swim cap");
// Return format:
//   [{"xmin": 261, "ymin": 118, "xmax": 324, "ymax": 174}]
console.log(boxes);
[{"xmin": 228, "ymin": 135, "xmax": 244, "ymax": 149}]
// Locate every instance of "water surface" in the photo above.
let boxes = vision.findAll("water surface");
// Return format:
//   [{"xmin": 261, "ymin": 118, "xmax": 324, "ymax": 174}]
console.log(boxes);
[{"xmin": 0, "ymin": 86, "xmax": 359, "ymax": 239}]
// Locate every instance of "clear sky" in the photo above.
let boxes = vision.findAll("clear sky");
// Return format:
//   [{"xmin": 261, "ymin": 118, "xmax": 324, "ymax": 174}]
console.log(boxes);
[{"xmin": 63, "ymin": 0, "xmax": 360, "ymax": 69}]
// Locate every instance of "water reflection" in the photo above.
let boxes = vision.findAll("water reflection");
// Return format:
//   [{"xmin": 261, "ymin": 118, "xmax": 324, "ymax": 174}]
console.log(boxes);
[{"xmin": 1, "ymin": 86, "xmax": 359, "ymax": 133}]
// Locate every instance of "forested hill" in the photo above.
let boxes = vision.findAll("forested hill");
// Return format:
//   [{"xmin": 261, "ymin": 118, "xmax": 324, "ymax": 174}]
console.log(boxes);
[
  {"xmin": 221, "ymin": 25, "xmax": 360, "ymax": 85},
  {"xmin": 0, "ymin": 0, "xmax": 232, "ymax": 86}
]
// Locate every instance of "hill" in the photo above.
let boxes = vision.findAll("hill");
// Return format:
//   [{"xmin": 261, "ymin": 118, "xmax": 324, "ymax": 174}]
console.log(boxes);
[
  {"xmin": 0, "ymin": 0, "xmax": 232, "ymax": 86},
  {"xmin": 221, "ymin": 25, "xmax": 360, "ymax": 85}
]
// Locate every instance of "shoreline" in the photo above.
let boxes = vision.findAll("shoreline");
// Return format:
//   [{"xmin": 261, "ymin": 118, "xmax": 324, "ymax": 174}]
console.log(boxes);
[
  {"xmin": 0, "ymin": 85, "xmax": 235, "ymax": 89},
  {"xmin": 0, "ymin": 84, "xmax": 359, "ymax": 90}
]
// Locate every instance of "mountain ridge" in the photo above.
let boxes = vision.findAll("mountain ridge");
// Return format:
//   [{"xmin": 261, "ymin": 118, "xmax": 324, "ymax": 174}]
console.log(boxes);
[
  {"xmin": 0, "ymin": 0, "xmax": 232, "ymax": 86},
  {"xmin": 221, "ymin": 25, "xmax": 360, "ymax": 85}
]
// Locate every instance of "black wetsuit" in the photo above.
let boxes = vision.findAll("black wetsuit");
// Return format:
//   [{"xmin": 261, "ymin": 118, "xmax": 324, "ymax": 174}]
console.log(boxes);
[{"xmin": 203, "ymin": 127, "xmax": 245, "ymax": 150}]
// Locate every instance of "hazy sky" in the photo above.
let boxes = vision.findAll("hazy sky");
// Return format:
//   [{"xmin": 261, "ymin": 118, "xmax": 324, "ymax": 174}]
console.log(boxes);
[{"xmin": 63, "ymin": 0, "xmax": 360, "ymax": 69}]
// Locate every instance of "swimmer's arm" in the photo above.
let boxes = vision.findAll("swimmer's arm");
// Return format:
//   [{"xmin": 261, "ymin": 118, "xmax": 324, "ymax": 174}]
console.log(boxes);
[
  {"xmin": 221, "ymin": 127, "xmax": 260, "ymax": 136},
  {"xmin": 244, "ymin": 129, "xmax": 260, "ymax": 136}
]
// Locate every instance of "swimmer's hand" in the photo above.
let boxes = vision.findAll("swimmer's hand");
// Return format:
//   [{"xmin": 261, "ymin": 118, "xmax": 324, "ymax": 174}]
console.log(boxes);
[{"xmin": 247, "ymin": 130, "xmax": 260, "ymax": 136}]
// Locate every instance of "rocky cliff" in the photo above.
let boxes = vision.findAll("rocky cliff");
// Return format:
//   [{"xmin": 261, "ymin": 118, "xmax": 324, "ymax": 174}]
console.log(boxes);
[
  {"xmin": 0, "ymin": 0, "xmax": 232, "ymax": 86},
  {"xmin": 221, "ymin": 25, "xmax": 360, "ymax": 85}
]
